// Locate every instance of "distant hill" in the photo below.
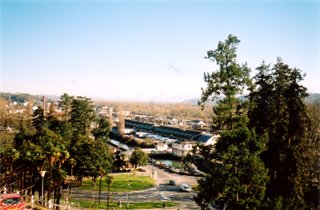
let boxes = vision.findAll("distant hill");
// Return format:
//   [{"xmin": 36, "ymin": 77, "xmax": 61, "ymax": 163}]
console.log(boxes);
[
  {"xmin": 305, "ymin": 93, "xmax": 320, "ymax": 106},
  {"xmin": 183, "ymin": 93, "xmax": 320, "ymax": 106},
  {"xmin": 182, "ymin": 96, "xmax": 218, "ymax": 106},
  {"xmin": 0, "ymin": 92, "xmax": 59, "ymax": 103},
  {"xmin": 182, "ymin": 98, "xmax": 199, "ymax": 106},
  {"xmin": 1, "ymin": 92, "xmax": 319, "ymax": 106}
]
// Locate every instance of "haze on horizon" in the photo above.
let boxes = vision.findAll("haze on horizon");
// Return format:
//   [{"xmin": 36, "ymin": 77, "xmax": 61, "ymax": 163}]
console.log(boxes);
[{"xmin": 1, "ymin": 0, "xmax": 319, "ymax": 102}]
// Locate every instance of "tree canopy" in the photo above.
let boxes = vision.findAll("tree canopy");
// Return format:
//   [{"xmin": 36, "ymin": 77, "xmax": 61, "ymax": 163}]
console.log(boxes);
[
  {"xmin": 249, "ymin": 58, "xmax": 316, "ymax": 209},
  {"xmin": 69, "ymin": 96, "xmax": 96, "ymax": 135},
  {"xmin": 199, "ymin": 34, "xmax": 251, "ymax": 130},
  {"xmin": 1, "ymin": 93, "xmax": 113, "ymax": 206},
  {"xmin": 130, "ymin": 148, "xmax": 148, "ymax": 169},
  {"xmin": 195, "ymin": 34, "xmax": 268, "ymax": 209},
  {"xmin": 195, "ymin": 35, "xmax": 319, "ymax": 209}
]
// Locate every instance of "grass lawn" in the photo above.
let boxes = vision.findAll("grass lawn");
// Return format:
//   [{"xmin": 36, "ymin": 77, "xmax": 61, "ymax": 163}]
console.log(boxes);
[
  {"xmin": 69, "ymin": 198, "xmax": 177, "ymax": 209},
  {"xmin": 171, "ymin": 160, "xmax": 184, "ymax": 169},
  {"xmin": 79, "ymin": 173, "xmax": 155, "ymax": 192}
]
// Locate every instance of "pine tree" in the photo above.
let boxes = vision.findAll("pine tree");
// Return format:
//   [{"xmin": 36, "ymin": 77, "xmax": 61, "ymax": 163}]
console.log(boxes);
[
  {"xmin": 199, "ymin": 34, "xmax": 251, "ymax": 130},
  {"xmin": 58, "ymin": 93, "xmax": 73, "ymax": 121},
  {"xmin": 195, "ymin": 35, "xmax": 268, "ymax": 209},
  {"xmin": 92, "ymin": 117, "xmax": 111, "ymax": 140},
  {"xmin": 69, "ymin": 96, "xmax": 96, "ymax": 135},
  {"xmin": 249, "ymin": 58, "xmax": 314, "ymax": 209},
  {"xmin": 32, "ymin": 106, "xmax": 45, "ymax": 131}
]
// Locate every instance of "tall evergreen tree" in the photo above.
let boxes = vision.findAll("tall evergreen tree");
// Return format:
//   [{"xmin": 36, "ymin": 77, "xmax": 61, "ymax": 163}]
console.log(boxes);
[
  {"xmin": 195, "ymin": 35, "xmax": 268, "ymax": 209},
  {"xmin": 92, "ymin": 117, "xmax": 111, "ymax": 140},
  {"xmin": 199, "ymin": 34, "xmax": 251, "ymax": 130},
  {"xmin": 195, "ymin": 128, "xmax": 269, "ymax": 210},
  {"xmin": 69, "ymin": 96, "xmax": 96, "ymax": 135},
  {"xmin": 248, "ymin": 62, "xmax": 274, "ymax": 134},
  {"xmin": 249, "ymin": 58, "xmax": 314, "ymax": 209},
  {"xmin": 32, "ymin": 106, "xmax": 45, "ymax": 131},
  {"xmin": 59, "ymin": 93, "xmax": 73, "ymax": 121}
]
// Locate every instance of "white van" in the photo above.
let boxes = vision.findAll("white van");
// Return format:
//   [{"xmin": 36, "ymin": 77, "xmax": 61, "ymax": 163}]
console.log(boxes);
[{"xmin": 179, "ymin": 184, "xmax": 192, "ymax": 192}]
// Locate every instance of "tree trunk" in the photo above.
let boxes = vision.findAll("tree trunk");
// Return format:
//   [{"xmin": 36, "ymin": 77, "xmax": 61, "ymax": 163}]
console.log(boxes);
[
  {"xmin": 47, "ymin": 164, "xmax": 53, "ymax": 205},
  {"xmin": 98, "ymin": 176, "xmax": 102, "ymax": 205},
  {"xmin": 55, "ymin": 180, "xmax": 62, "ymax": 210},
  {"xmin": 92, "ymin": 176, "xmax": 97, "ymax": 187}
]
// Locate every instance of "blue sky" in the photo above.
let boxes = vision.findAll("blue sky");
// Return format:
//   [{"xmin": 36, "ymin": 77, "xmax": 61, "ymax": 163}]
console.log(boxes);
[{"xmin": 1, "ymin": 0, "xmax": 319, "ymax": 102}]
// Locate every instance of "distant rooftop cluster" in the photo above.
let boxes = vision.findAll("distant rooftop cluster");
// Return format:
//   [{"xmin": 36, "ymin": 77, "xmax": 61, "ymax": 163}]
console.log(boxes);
[
  {"xmin": 125, "ymin": 119, "xmax": 211, "ymax": 143},
  {"xmin": 115, "ymin": 119, "xmax": 219, "ymax": 158}
]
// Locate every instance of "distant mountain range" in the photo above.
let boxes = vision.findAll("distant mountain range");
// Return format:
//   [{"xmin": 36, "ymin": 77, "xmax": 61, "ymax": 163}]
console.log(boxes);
[
  {"xmin": 0, "ymin": 92, "xmax": 59, "ymax": 103},
  {"xmin": 1, "ymin": 92, "xmax": 319, "ymax": 106},
  {"xmin": 305, "ymin": 93, "xmax": 320, "ymax": 105},
  {"xmin": 182, "ymin": 93, "xmax": 320, "ymax": 106},
  {"xmin": 182, "ymin": 98, "xmax": 200, "ymax": 105}
]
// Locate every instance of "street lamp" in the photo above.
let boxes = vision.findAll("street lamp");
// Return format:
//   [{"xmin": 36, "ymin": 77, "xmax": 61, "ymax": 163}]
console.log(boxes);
[{"xmin": 40, "ymin": 171, "xmax": 46, "ymax": 206}]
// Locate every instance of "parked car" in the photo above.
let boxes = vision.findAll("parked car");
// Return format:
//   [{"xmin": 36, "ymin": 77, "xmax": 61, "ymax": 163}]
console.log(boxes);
[
  {"xmin": 179, "ymin": 184, "xmax": 192, "ymax": 192},
  {"xmin": 0, "ymin": 193, "xmax": 26, "ymax": 210}
]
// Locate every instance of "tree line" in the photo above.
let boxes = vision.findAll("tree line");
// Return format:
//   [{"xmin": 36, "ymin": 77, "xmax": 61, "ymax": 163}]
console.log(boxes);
[
  {"xmin": 0, "ymin": 93, "xmax": 148, "ymax": 206},
  {"xmin": 194, "ymin": 35, "xmax": 319, "ymax": 209},
  {"xmin": 96, "ymin": 100, "xmax": 213, "ymax": 121}
]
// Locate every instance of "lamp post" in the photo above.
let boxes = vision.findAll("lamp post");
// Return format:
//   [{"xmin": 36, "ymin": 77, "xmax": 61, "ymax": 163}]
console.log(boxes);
[{"xmin": 40, "ymin": 171, "xmax": 47, "ymax": 205}]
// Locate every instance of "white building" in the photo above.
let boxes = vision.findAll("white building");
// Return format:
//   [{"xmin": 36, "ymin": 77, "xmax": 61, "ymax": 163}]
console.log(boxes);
[
  {"xmin": 154, "ymin": 142, "xmax": 168, "ymax": 151},
  {"xmin": 172, "ymin": 141, "xmax": 194, "ymax": 157},
  {"xmin": 171, "ymin": 133, "xmax": 219, "ymax": 157},
  {"xmin": 194, "ymin": 133, "xmax": 220, "ymax": 146}
]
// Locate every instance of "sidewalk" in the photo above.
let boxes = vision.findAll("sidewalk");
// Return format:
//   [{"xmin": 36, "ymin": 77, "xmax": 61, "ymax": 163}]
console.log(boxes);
[{"xmin": 68, "ymin": 204, "xmax": 200, "ymax": 210}]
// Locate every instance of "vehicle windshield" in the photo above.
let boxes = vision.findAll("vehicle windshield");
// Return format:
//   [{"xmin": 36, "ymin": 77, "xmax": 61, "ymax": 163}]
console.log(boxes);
[{"xmin": 3, "ymin": 198, "xmax": 22, "ymax": 205}]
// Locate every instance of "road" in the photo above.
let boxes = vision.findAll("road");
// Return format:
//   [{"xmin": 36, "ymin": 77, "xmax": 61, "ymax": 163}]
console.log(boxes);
[
  {"xmin": 66, "ymin": 164, "xmax": 201, "ymax": 209},
  {"xmin": 145, "ymin": 164, "xmax": 199, "ymax": 186}
]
